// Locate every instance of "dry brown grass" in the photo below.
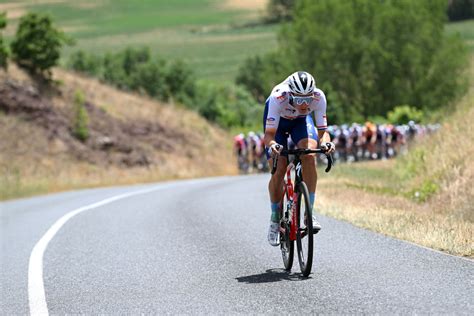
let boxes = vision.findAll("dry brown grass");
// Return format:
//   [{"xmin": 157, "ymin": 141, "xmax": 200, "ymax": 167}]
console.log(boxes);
[
  {"xmin": 402, "ymin": 94, "xmax": 474, "ymax": 221},
  {"xmin": 217, "ymin": 0, "xmax": 268, "ymax": 19},
  {"xmin": 395, "ymin": 55, "xmax": 474, "ymax": 223},
  {"xmin": 219, "ymin": 0, "xmax": 268, "ymax": 11},
  {"xmin": 316, "ymin": 175, "xmax": 473, "ymax": 257},
  {"xmin": 0, "ymin": 65, "xmax": 237, "ymax": 200}
]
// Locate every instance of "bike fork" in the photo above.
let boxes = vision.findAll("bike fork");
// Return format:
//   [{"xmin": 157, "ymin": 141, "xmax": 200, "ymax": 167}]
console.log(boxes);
[{"xmin": 290, "ymin": 193, "xmax": 298, "ymax": 241}]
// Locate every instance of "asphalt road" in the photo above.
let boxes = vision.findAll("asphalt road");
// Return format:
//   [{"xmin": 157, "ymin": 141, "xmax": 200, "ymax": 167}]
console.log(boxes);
[{"xmin": 1, "ymin": 175, "xmax": 473, "ymax": 314}]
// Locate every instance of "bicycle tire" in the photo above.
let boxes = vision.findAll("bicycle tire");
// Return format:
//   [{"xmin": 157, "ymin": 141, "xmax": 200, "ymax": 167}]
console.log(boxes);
[
  {"xmin": 296, "ymin": 181, "xmax": 313, "ymax": 277},
  {"xmin": 280, "ymin": 190, "xmax": 294, "ymax": 271}
]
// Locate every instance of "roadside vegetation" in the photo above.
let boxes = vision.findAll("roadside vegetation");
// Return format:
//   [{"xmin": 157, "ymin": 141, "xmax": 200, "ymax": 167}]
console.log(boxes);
[
  {"xmin": 0, "ymin": 63, "xmax": 237, "ymax": 200},
  {"xmin": 237, "ymin": 0, "xmax": 469, "ymax": 124},
  {"xmin": 316, "ymin": 56, "xmax": 474, "ymax": 258}
]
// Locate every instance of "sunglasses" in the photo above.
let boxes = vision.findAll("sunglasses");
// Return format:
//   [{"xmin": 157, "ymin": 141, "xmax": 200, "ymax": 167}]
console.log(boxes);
[{"xmin": 291, "ymin": 95, "xmax": 314, "ymax": 106}]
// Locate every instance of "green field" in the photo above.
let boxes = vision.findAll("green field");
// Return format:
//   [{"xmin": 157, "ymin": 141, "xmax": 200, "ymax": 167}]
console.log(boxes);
[
  {"xmin": 2, "ymin": 1, "xmax": 472, "ymax": 82},
  {"xmin": 1, "ymin": 0, "xmax": 278, "ymax": 81},
  {"xmin": 445, "ymin": 19, "xmax": 474, "ymax": 51}
]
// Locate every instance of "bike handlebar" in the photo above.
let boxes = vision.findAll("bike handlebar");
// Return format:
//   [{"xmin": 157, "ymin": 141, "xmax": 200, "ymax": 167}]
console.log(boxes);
[{"xmin": 271, "ymin": 147, "xmax": 334, "ymax": 175}]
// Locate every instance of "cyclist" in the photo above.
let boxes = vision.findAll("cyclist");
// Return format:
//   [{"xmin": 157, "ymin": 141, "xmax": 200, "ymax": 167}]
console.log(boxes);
[
  {"xmin": 263, "ymin": 71, "xmax": 335, "ymax": 246},
  {"xmin": 247, "ymin": 131, "xmax": 260, "ymax": 172},
  {"xmin": 233, "ymin": 133, "xmax": 248, "ymax": 173},
  {"xmin": 362, "ymin": 121, "xmax": 377, "ymax": 160}
]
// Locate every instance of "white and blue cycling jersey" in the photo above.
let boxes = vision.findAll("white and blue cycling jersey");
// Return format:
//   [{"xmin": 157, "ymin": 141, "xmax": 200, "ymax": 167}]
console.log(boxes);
[{"xmin": 263, "ymin": 80, "xmax": 328, "ymax": 158}]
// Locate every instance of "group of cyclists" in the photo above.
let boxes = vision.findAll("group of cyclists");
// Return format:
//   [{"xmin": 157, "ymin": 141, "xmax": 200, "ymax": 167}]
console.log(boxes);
[
  {"xmin": 324, "ymin": 121, "xmax": 439, "ymax": 163},
  {"xmin": 233, "ymin": 131, "xmax": 269, "ymax": 173},
  {"xmin": 234, "ymin": 120, "xmax": 438, "ymax": 172}
]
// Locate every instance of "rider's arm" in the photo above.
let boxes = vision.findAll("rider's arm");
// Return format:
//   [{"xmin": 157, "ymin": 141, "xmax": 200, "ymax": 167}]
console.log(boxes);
[
  {"xmin": 264, "ymin": 95, "xmax": 282, "ymax": 148},
  {"xmin": 313, "ymin": 90, "xmax": 330, "ymax": 147},
  {"xmin": 318, "ymin": 130, "xmax": 331, "ymax": 145},
  {"xmin": 264, "ymin": 128, "xmax": 277, "ymax": 148}
]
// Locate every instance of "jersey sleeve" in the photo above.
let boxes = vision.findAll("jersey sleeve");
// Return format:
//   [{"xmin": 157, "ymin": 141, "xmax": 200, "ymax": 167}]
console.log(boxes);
[
  {"xmin": 265, "ymin": 95, "xmax": 281, "ymax": 131},
  {"xmin": 313, "ymin": 90, "xmax": 328, "ymax": 130}
]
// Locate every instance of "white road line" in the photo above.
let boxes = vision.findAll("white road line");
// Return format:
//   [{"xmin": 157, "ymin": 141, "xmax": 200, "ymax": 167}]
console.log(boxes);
[{"xmin": 28, "ymin": 185, "xmax": 170, "ymax": 316}]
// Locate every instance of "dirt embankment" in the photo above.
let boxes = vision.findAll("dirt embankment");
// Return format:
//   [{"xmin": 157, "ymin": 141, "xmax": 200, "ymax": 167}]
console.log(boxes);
[
  {"xmin": 0, "ymin": 66, "xmax": 236, "ymax": 199},
  {"xmin": 1, "ymin": 79, "xmax": 184, "ymax": 167}
]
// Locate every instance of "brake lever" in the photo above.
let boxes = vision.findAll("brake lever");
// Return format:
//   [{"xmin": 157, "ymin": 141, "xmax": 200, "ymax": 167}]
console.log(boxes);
[
  {"xmin": 324, "ymin": 153, "xmax": 333, "ymax": 173},
  {"xmin": 271, "ymin": 145, "xmax": 282, "ymax": 175}
]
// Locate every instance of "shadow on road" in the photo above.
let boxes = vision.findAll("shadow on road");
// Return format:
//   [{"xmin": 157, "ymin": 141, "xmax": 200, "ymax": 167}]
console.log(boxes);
[{"xmin": 236, "ymin": 268, "xmax": 310, "ymax": 284}]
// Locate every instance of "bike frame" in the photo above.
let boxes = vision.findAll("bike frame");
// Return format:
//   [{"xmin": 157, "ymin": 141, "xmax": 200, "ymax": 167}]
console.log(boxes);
[
  {"xmin": 273, "ymin": 148, "xmax": 333, "ymax": 242},
  {"xmin": 281, "ymin": 160, "xmax": 299, "ymax": 241},
  {"xmin": 281, "ymin": 154, "xmax": 310, "ymax": 241}
]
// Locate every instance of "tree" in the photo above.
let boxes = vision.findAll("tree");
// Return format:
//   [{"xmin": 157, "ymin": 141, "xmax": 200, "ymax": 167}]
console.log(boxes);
[
  {"xmin": 278, "ymin": 0, "xmax": 468, "ymax": 122},
  {"xmin": 10, "ymin": 13, "xmax": 72, "ymax": 80},
  {"xmin": 0, "ymin": 12, "xmax": 8, "ymax": 69},
  {"xmin": 236, "ymin": 52, "xmax": 292, "ymax": 103},
  {"xmin": 236, "ymin": 56, "xmax": 267, "ymax": 102},
  {"xmin": 194, "ymin": 81, "xmax": 262, "ymax": 128}
]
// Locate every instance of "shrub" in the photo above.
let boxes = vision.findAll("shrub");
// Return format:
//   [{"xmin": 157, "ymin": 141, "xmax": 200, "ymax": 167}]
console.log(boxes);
[
  {"xmin": 72, "ymin": 90, "xmax": 89, "ymax": 141},
  {"xmin": 122, "ymin": 46, "xmax": 151, "ymax": 76},
  {"xmin": 0, "ymin": 12, "xmax": 8, "ymax": 69},
  {"xmin": 67, "ymin": 50, "xmax": 102, "ymax": 76},
  {"xmin": 10, "ymin": 13, "xmax": 72, "ymax": 80},
  {"xmin": 101, "ymin": 52, "xmax": 128, "ymax": 89},
  {"xmin": 129, "ymin": 59, "xmax": 168, "ymax": 98},
  {"xmin": 408, "ymin": 179, "xmax": 440, "ymax": 202},
  {"xmin": 194, "ymin": 81, "xmax": 262, "ymax": 128},
  {"xmin": 387, "ymin": 105, "xmax": 424, "ymax": 125},
  {"xmin": 166, "ymin": 60, "xmax": 196, "ymax": 105}
]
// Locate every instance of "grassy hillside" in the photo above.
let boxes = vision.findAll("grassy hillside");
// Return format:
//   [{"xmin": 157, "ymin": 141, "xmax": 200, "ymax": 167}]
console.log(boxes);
[
  {"xmin": 1, "ymin": 0, "xmax": 277, "ymax": 81},
  {"xmin": 315, "ymin": 55, "xmax": 474, "ymax": 257},
  {"xmin": 0, "ymin": 64, "xmax": 237, "ymax": 200}
]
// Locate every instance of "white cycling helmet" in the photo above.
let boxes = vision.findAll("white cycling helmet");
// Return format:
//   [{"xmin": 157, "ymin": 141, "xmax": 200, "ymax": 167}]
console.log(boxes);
[{"xmin": 287, "ymin": 71, "xmax": 316, "ymax": 95}]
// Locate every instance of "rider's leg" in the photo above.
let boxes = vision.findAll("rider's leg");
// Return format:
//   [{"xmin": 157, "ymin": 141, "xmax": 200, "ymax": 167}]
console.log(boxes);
[
  {"xmin": 266, "ymin": 155, "xmax": 287, "ymax": 246},
  {"xmin": 292, "ymin": 116, "xmax": 321, "ymax": 231},
  {"xmin": 296, "ymin": 137, "xmax": 321, "ymax": 232},
  {"xmin": 268, "ymin": 156, "xmax": 288, "ymax": 222},
  {"xmin": 263, "ymin": 100, "xmax": 290, "ymax": 245},
  {"xmin": 297, "ymin": 138, "xmax": 318, "ymax": 194},
  {"xmin": 263, "ymin": 109, "xmax": 289, "ymax": 222},
  {"xmin": 291, "ymin": 116, "xmax": 319, "ymax": 195}
]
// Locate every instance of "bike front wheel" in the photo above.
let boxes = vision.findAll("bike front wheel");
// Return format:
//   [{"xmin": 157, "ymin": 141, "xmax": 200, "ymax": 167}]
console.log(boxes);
[
  {"xmin": 280, "ymin": 190, "xmax": 294, "ymax": 271},
  {"xmin": 296, "ymin": 181, "xmax": 313, "ymax": 277}
]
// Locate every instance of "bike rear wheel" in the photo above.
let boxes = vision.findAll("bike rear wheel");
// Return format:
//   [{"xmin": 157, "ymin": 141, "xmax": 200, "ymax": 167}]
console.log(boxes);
[
  {"xmin": 296, "ymin": 181, "xmax": 313, "ymax": 277},
  {"xmin": 280, "ymin": 190, "xmax": 294, "ymax": 271}
]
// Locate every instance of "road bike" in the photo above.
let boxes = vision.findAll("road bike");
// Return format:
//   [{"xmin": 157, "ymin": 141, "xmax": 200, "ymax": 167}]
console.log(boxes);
[{"xmin": 271, "ymin": 148, "xmax": 333, "ymax": 277}]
